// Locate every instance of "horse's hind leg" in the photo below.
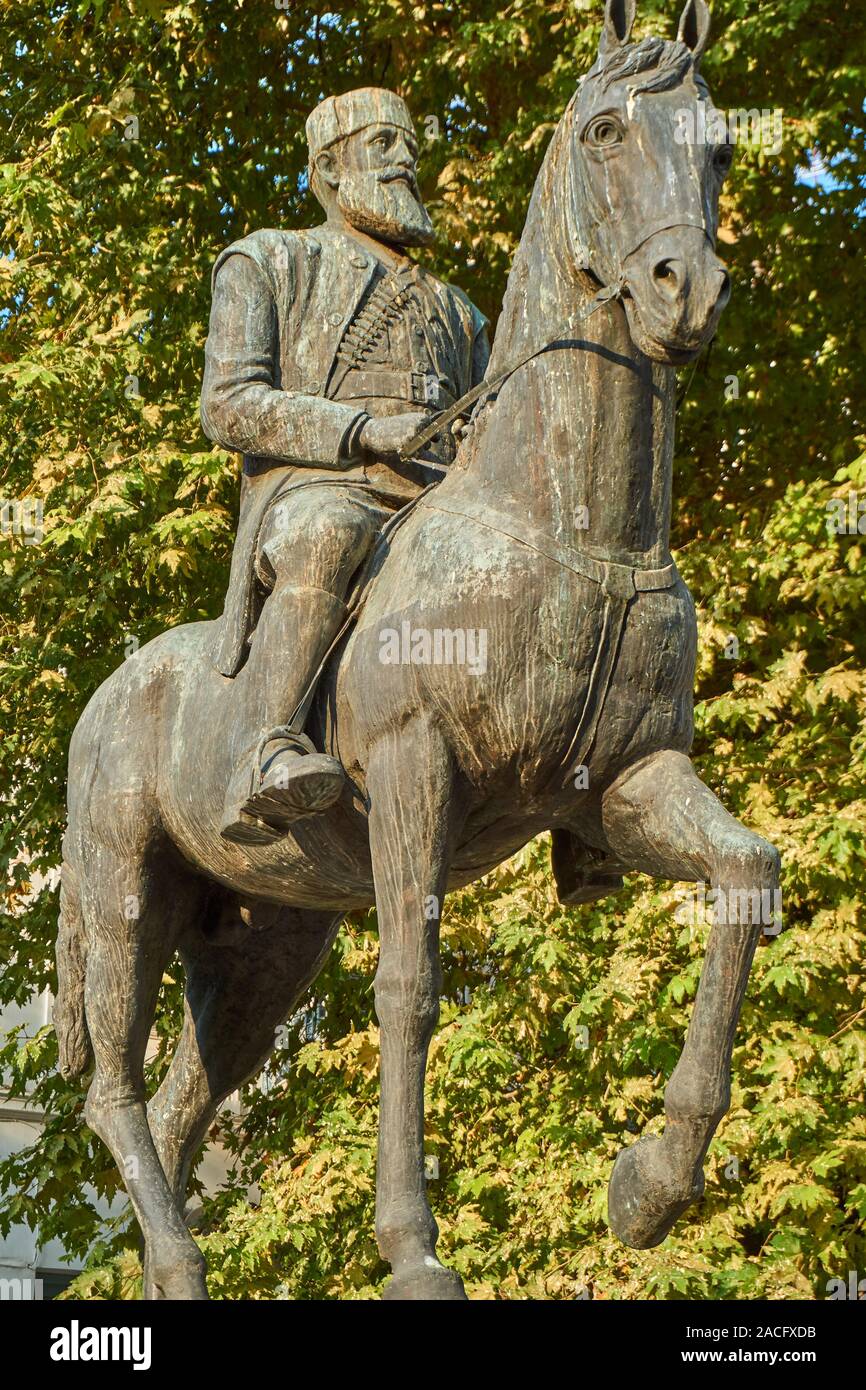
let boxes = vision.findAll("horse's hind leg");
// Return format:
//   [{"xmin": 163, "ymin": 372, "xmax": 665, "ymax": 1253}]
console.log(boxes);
[
  {"xmin": 147, "ymin": 899, "xmax": 340, "ymax": 1230},
  {"xmin": 79, "ymin": 841, "xmax": 210, "ymax": 1299},
  {"xmin": 600, "ymin": 748, "xmax": 781, "ymax": 1249}
]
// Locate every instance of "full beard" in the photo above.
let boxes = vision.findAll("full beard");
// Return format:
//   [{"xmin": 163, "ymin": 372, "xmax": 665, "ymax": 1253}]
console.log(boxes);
[{"xmin": 337, "ymin": 169, "xmax": 434, "ymax": 248}]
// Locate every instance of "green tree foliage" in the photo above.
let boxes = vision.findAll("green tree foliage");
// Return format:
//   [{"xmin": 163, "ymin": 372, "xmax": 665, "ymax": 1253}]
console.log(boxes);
[{"xmin": 1, "ymin": 0, "xmax": 863, "ymax": 1299}]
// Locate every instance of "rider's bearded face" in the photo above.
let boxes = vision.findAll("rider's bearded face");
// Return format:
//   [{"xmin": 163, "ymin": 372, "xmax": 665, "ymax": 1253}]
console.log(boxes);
[{"xmin": 331, "ymin": 122, "xmax": 434, "ymax": 248}]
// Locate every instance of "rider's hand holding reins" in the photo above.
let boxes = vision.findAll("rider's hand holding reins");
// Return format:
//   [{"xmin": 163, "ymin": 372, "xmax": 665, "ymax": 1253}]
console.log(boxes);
[
  {"xmin": 360, "ymin": 410, "xmax": 451, "ymax": 483},
  {"xmin": 359, "ymin": 411, "xmax": 433, "ymax": 461}
]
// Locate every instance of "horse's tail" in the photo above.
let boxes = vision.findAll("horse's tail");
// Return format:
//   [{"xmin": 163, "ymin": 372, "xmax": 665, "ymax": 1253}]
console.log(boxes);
[{"xmin": 54, "ymin": 856, "xmax": 92, "ymax": 1078}]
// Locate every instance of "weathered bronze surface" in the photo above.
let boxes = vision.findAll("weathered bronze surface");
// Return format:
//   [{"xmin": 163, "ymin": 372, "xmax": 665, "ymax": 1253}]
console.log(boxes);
[{"xmin": 56, "ymin": 0, "xmax": 780, "ymax": 1300}]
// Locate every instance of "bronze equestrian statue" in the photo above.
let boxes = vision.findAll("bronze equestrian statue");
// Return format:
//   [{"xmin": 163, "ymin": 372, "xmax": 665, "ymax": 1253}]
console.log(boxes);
[{"xmin": 55, "ymin": 0, "xmax": 781, "ymax": 1300}]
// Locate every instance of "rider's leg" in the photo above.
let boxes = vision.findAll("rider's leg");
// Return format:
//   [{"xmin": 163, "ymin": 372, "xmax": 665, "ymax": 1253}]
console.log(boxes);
[{"xmin": 221, "ymin": 485, "xmax": 389, "ymax": 843}]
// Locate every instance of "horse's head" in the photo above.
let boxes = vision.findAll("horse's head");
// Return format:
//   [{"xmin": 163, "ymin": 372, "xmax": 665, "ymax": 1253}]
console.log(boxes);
[{"xmin": 568, "ymin": 0, "xmax": 731, "ymax": 364}]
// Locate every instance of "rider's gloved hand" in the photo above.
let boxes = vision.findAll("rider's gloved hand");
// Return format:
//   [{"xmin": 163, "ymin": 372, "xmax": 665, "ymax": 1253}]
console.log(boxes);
[{"xmin": 359, "ymin": 411, "xmax": 433, "ymax": 462}]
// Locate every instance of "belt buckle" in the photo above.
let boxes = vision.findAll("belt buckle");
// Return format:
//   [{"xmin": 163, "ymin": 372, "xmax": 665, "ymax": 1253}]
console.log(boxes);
[
  {"xmin": 412, "ymin": 372, "xmax": 440, "ymax": 407},
  {"xmin": 601, "ymin": 562, "xmax": 636, "ymax": 600}
]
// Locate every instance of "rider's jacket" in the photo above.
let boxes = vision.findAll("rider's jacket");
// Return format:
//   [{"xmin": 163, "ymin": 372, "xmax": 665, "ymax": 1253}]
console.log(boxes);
[{"xmin": 201, "ymin": 224, "xmax": 489, "ymax": 676}]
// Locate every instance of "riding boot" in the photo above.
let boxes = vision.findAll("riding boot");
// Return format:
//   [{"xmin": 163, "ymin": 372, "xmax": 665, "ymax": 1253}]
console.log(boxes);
[
  {"xmin": 551, "ymin": 829, "xmax": 625, "ymax": 905},
  {"xmin": 220, "ymin": 585, "xmax": 350, "ymax": 846}
]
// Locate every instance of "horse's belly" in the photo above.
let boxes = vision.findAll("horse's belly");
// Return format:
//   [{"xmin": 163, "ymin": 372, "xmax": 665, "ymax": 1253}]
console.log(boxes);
[
  {"xmin": 146, "ymin": 625, "xmax": 376, "ymax": 909},
  {"xmin": 177, "ymin": 812, "xmax": 376, "ymax": 911}
]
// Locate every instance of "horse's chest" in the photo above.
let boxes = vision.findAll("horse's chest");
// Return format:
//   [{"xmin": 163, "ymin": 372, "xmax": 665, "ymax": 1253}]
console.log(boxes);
[
  {"xmin": 535, "ymin": 572, "xmax": 598, "ymax": 670},
  {"xmin": 426, "ymin": 578, "xmax": 605, "ymax": 787},
  {"xmin": 445, "ymin": 577, "xmax": 695, "ymax": 798}
]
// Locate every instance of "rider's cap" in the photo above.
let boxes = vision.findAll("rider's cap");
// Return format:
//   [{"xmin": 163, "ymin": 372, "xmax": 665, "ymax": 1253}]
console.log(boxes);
[{"xmin": 306, "ymin": 88, "xmax": 415, "ymax": 160}]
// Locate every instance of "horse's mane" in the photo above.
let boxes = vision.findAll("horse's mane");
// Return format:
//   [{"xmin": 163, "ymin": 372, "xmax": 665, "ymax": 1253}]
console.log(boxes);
[
  {"xmin": 586, "ymin": 35, "xmax": 698, "ymax": 92},
  {"xmin": 487, "ymin": 36, "xmax": 700, "ymax": 372}
]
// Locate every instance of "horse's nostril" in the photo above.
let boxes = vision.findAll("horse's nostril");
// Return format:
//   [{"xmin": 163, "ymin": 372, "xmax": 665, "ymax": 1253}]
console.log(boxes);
[{"xmin": 652, "ymin": 258, "xmax": 681, "ymax": 294}]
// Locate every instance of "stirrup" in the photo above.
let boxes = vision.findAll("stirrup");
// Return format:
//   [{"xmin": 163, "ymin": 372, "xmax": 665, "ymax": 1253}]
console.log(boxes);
[
  {"xmin": 250, "ymin": 726, "xmax": 317, "ymax": 797},
  {"xmin": 243, "ymin": 724, "xmax": 345, "ymax": 825}
]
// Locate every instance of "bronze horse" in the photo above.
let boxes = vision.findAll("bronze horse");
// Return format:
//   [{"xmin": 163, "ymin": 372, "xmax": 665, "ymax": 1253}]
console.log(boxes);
[{"xmin": 55, "ymin": 0, "xmax": 780, "ymax": 1300}]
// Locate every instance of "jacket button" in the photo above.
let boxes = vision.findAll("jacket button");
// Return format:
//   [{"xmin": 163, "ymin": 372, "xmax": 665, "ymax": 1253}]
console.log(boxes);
[{"xmin": 329, "ymin": 312, "xmax": 344, "ymax": 326}]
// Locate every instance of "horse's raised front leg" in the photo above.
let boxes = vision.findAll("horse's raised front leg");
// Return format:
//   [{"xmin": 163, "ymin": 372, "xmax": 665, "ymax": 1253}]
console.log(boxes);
[
  {"xmin": 601, "ymin": 748, "xmax": 781, "ymax": 1249},
  {"xmin": 366, "ymin": 717, "xmax": 466, "ymax": 1300}
]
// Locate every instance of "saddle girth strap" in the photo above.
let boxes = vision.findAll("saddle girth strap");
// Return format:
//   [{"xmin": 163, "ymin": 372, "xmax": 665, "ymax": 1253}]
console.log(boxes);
[
  {"xmin": 557, "ymin": 588, "xmax": 631, "ymax": 787},
  {"xmin": 285, "ymin": 489, "xmax": 678, "ymax": 789}
]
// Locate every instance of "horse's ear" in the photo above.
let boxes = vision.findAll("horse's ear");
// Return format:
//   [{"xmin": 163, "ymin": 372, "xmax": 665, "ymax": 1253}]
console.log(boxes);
[
  {"xmin": 677, "ymin": 0, "xmax": 711, "ymax": 65},
  {"xmin": 599, "ymin": 0, "xmax": 636, "ymax": 55}
]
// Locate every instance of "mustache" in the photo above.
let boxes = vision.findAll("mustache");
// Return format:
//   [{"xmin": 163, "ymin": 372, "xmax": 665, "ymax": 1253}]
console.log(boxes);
[{"xmin": 377, "ymin": 167, "xmax": 418, "ymax": 190}]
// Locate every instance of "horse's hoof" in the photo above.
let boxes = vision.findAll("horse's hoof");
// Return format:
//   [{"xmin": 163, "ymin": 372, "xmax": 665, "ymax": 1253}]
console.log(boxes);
[
  {"xmin": 558, "ymin": 873, "xmax": 624, "ymax": 906},
  {"xmin": 607, "ymin": 1135, "xmax": 704, "ymax": 1249},
  {"xmin": 550, "ymin": 831, "xmax": 625, "ymax": 905},
  {"xmin": 383, "ymin": 1258, "xmax": 468, "ymax": 1301}
]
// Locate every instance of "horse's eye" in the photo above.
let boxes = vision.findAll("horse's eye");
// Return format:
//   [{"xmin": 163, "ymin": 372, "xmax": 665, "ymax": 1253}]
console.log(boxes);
[
  {"xmin": 714, "ymin": 145, "xmax": 734, "ymax": 174},
  {"xmin": 586, "ymin": 117, "xmax": 623, "ymax": 148}
]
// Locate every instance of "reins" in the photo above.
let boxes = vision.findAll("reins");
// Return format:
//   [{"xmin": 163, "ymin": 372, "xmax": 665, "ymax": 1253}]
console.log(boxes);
[
  {"xmin": 398, "ymin": 219, "xmax": 714, "ymax": 461},
  {"xmin": 398, "ymin": 279, "xmax": 625, "ymax": 461},
  {"xmin": 287, "ymin": 223, "xmax": 713, "ymax": 767}
]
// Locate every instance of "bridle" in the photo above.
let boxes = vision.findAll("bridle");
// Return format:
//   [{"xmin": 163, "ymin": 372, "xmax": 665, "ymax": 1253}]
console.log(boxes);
[{"xmin": 398, "ymin": 219, "xmax": 715, "ymax": 462}]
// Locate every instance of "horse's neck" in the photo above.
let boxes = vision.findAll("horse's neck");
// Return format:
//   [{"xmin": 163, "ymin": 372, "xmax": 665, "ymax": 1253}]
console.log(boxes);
[{"xmin": 465, "ymin": 214, "xmax": 677, "ymax": 570}]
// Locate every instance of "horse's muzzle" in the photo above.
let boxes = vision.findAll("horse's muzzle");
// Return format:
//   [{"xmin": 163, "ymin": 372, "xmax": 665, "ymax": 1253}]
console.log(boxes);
[{"xmin": 621, "ymin": 226, "xmax": 731, "ymax": 364}]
